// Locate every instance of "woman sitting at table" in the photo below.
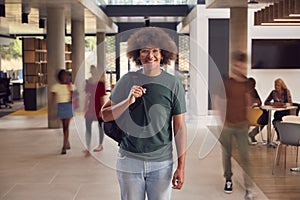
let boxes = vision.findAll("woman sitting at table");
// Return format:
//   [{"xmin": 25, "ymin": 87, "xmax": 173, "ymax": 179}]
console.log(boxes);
[{"xmin": 264, "ymin": 78, "xmax": 292, "ymax": 140}]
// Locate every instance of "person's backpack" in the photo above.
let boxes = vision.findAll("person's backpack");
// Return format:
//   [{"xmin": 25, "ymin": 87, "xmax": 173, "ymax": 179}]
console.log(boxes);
[
  {"xmin": 103, "ymin": 72, "xmax": 144, "ymax": 145},
  {"xmin": 103, "ymin": 120, "xmax": 124, "ymax": 145}
]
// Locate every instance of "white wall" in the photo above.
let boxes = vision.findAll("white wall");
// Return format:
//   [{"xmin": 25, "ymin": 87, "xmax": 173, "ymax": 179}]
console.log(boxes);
[
  {"xmin": 189, "ymin": 5, "xmax": 229, "ymax": 115},
  {"xmin": 247, "ymin": 9, "xmax": 300, "ymax": 103},
  {"xmin": 192, "ymin": 5, "xmax": 300, "ymax": 113}
]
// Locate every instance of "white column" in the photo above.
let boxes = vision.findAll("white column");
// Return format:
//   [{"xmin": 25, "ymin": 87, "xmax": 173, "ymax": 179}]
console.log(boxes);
[
  {"xmin": 96, "ymin": 19, "xmax": 107, "ymax": 76},
  {"xmin": 188, "ymin": 6, "xmax": 208, "ymax": 116},
  {"xmin": 71, "ymin": 9, "xmax": 85, "ymax": 83},
  {"xmin": 71, "ymin": 8, "xmax": 85, "ymax": 112},
  {"xmin": 47, "ymin": 7, "xmax": 65, "ymax": 128},
  {"xmin": 96, "ymin": 29, "xmax": 106, "ymax": 76},
  {"xmin": 229, "ymin": 7, "xmax": 248, "ymax": 69}
]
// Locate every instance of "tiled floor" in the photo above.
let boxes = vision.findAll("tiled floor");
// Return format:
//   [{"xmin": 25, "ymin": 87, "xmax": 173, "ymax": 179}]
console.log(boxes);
[{"xmin": 0, "ymin": 114, "xmax": 268, "ymax": 200}]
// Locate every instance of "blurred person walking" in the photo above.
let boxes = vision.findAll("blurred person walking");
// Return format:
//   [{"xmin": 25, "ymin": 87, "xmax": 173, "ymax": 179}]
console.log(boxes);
[
  {"xmin": 51, "ymin": 69, "xmax": 74, "ymax": 155},
  {"xmin": 84, "ymin": 65, "xmax": 106, "ymax": 156},
  {"xmin": 215, "ymin": 51, "xmax": 253, "ymax": 200}
]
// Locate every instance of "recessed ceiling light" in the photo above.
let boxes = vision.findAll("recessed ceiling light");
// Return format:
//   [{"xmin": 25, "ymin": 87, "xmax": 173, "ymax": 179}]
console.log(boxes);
[{"xmin": 248, "ymin": 0, "xmax": 259, "ymax": 4}]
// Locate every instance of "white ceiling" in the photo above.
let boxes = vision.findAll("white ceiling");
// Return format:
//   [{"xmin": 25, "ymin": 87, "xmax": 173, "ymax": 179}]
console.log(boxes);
[
  {"xmin": 206, "ymin": 0, "xmax": 279, "ymax": 8},
  {"xmin": 0, "ymin": 0, "xmax": 115, "ymax": 35},
  {"xmin": 0, "ymin": 0, "xmax": 279, "ymax": 36}
]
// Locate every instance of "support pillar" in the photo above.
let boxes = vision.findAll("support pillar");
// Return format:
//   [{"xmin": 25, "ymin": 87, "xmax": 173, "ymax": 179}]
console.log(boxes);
[
  {"xmin": 71, "ymin": 7, "xmax": 85, "ymax": 112},
  {"xmin": 71, "ymin": 8, "xmax": 85, "ymax": 83},
  {"xmin": 188, "ymin": 7, "xmax": 208, "ymax": 116},
  {"xmin": 96, "ymin": 32, "xmax": 106, "ymax": 76},
  {"xmin": 229, "ymin": 7, "xmax": 248, "ymax": 69},
  {"xmin": 47, "ymin": 7, "xmax": 65, "ymax": 128}
]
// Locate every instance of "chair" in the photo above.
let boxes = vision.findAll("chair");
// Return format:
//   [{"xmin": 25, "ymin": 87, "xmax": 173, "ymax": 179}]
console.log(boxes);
[
  {"xmin": 247, "ymin": 107, "xmax": 266, "ymax": 144},
  {"xmin": 272, "ymin": 122, "xmax": 300, "ymax": 174},
  {"xmin": 283, "ymin": 115, "xmax": 300, "ymax": 124}
]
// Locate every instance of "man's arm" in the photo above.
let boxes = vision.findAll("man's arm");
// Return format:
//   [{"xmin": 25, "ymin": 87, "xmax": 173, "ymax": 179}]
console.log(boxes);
[
  {"xmin": 252, "ymin": 89, "xmax": 262, "ymax": 106},
  {"xmin": 172, "ymin": 113, "xmax": 187, "ymax": 190}
]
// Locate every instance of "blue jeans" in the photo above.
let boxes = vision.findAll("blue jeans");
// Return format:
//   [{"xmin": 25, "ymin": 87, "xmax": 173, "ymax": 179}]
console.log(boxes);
[{"xmin": 116, "ymin": 153, "xmax": 173, "ymax": 200}]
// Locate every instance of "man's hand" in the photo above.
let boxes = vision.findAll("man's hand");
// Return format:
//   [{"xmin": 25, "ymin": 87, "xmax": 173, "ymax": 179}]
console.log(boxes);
[
  {"xmin": 172, "ymin": 168, "xmax": 184, "ymax": 190},
  {"xmin": 128, "ymin": 85, "xmax": 146, "ymax": 105}
]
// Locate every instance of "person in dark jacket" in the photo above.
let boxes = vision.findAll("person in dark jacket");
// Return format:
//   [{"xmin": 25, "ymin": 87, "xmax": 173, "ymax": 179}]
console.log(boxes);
[{"xmin": 264, "ymin": 78, "xmax": 292, "ymax": 140}]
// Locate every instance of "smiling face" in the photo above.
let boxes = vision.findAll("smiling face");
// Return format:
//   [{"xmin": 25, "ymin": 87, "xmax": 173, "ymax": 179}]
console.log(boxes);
[
  {"xmin": 275, "ymin": 82, "xmax": 282, "ymax": 92},
  {"xmin": 138, "ymin": 47, "xmax": 163, "ymax": 70}
]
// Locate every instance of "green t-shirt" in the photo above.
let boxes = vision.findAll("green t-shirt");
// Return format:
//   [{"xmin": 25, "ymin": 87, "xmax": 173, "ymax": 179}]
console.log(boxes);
[{"xmin": 110, "ymin": 70, "xmax": 186, "ymax": 161}]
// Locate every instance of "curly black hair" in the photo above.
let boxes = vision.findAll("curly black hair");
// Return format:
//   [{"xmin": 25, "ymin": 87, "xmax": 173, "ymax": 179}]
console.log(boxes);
[
  {"xmin": 57, "ymin": 69, "xmax": 67, "ymax": 83},
  {"xmin": 126, "ymin": 27, "xmax": 178, "ymax": 66}
]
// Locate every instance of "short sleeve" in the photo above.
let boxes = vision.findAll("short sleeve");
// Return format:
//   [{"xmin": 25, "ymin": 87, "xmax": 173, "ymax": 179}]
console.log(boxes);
[
  {"xmin": 110, "ymin": 73, "xmax": 131, "ymax": 104},
  {"xmin": 51, "ymin": 84, "xmax": 58, "ymax": 93}
]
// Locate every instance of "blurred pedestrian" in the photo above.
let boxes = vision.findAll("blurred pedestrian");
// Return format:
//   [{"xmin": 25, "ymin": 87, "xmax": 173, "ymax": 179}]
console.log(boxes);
[
  {"xmin": 51, "ymin": 69, "xmax": 74, "ymax": 155},
  {"xmin": 216, "ymin": 51, "xmax": 253, "ymax": 200},
  {"xmin": 84, "ymin": 65, "xmax": 106, "ymax": 156}
]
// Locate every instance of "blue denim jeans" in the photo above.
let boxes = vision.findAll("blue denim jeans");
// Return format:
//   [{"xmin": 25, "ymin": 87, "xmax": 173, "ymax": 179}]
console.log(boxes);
[{"xmin": 116, "ymin": 153, "xmax": 174, "ymax": 200}]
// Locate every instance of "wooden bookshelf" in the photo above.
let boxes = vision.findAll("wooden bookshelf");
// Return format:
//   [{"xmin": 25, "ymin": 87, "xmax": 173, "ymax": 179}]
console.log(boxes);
[
  {"xmin": 65, "ymin": 43, "xmax": 72, "ymax": 71},
  {"xmin": 22, "ymin": 38, "xmax": 72, "ymax": 110},
  {"xmin": 23, "ymin": 38, "xmax": 47, "ymax": 89}
]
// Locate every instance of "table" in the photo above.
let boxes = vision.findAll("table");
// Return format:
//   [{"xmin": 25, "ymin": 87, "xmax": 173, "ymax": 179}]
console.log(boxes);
[{"xmin": 260, "ymin": 105, "xmax": 297, "ymax": 147}]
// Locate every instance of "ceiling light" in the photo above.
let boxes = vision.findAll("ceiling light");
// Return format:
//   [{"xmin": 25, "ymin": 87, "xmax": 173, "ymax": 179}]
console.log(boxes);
[
  {"xmin": 274, "ymin": 18, "xmax": 300, "ymax": 22},
  {"xmin": 22, "ymin": 4, "xmax": 30, "ymax": 24},
  {"xmin": 22, "ymin": 13, "xmax": 28, "ymax": 23},
  {"xmin": 261, "ymin": 22, "xmax": 300, "ymax": 26},
  {"xmin": 39, "ymin": 18, "xmax": 45, "ymax": 28},
  {"xmin": 248, "ymin": 0, "xmax": 258, "ymax": 4},
  {"xmin": 0, "ymin": 0, "xmax": 5, "ymax": 17},
  {"xmin": 144, "ymin": 16, "xmax": 150, "ymax": 27},
  {"xmin": 289, "ymin": 0, "xmax": 300, "ymax": 17}
]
